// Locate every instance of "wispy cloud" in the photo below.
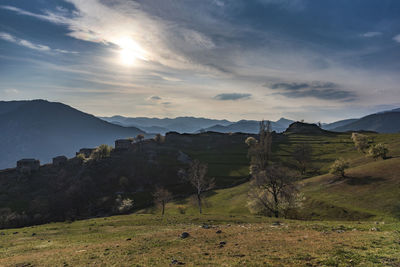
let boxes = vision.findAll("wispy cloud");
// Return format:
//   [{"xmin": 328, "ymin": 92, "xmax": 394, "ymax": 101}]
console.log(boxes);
[
  {"xmin": 266, "ymin": 81, "xmax": 356, "ymax": 101},
  {"xmin": 0, "ymin": 32, "xmax": 78, "ymax": 53},
  {"xmin": 394, "ymin": 34, "xmax": 400, "ymax": 43},
  {"xmin": 361, "ymin": 32, "xmax": 382, "ymax": 38},
  {"xmin": 0, "ymin": 32, "xmax": 50, "ymax": 51},
  {"xmin": 214, "ymin": 93, "xmax": 251, "ymax": 101}
]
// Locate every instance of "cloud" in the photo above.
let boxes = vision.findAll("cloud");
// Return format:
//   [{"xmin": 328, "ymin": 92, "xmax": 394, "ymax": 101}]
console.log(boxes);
[
  {"xmin": 266, "ymin": 81, "xmax": 356, "ymax": 101},
  {"xmin": 214, "ymin": 93, "xmax": 251, "ymax": 101},
  {"xmin": 394, "ymin": 34, "xmax": 400, "ymax": 43},
  {"xmin": 0, "ymin": 32, "xmax": 50, "ymax": 51},
  {"xmin": 361, "ymin": 32, "xmax": 382, "ymax": 38},
  {"xmin": 0, "ymin": 32, "xmax": 78, "ymax": 53}
]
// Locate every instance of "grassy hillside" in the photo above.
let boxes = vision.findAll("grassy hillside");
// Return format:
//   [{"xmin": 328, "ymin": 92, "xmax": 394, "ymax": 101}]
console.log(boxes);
[{"xmin": 1, "ymin": 213, "xmax": 399, "ymax": 266}]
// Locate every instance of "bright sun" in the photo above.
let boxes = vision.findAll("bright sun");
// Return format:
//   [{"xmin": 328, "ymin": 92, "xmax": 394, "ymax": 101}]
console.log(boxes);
[{"xmin": 117, "ymin": 36, "xmax": 147, "ymax": 66}]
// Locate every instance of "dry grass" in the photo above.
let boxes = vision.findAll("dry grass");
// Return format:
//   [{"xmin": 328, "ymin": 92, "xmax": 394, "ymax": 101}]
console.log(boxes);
[{"xmin": 0, "ymin": 214, "xmax": 399, "ymax": 266}]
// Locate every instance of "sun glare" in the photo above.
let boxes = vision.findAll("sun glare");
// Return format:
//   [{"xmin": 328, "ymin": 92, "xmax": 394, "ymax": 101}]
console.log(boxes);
[{"xmin": 116, "ymin": 36, "xmax": 147, "ymax": 66}]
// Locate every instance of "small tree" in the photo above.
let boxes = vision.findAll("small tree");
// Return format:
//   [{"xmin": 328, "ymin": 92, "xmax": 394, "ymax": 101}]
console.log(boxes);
[
  {"xmin": 368, "ymin": 143, "xmax": 388, "ymax": 160},
  {"xmin": 186, "ymin": 160, "xmax": 214, "ymax": 214},
  {"xmin": 247, "ymin": 164, "xmax": 299, "ymax": 218},
  {"xmin": 90, "ymin": 144, "xmax": 112, "ymax": 160},
  {"xmin": 136, "ymin": 134, "xmax": 145, "ymax": 143},
  {"xmin": 154, "ymin": 133, "xmax": 165, "ymax": 144},
  {"xmin": 246, "ymin": 120, "xmax": 272, "ymax": 173},
  {"xmin": 292, "ymin": 143, "xmax": 313, "ymax": 175},
  {"xmin": 351, "ymin": 133, "xmax": 369, "ymax": 153},
  {"xmin": 115, "ymin": 195, "xmax": 134, "ymax": 213},
  {"xmin": 329, "ymin": 158, "xmax": 349, "ymax": 178},
  {"xmin": 153, "ymin": 187, "xmax": 172, "ymax": 216}
]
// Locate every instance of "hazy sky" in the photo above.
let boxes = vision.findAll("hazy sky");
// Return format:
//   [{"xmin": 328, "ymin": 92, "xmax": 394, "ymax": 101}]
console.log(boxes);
[{"xmin": 0, "ymin": 0, "xmax": 400, "ymax": 122}]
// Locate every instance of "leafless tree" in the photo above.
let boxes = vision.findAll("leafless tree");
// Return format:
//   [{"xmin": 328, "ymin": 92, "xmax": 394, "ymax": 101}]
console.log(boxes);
[
  {"xmin": 292, "ymin": 143, "xmax": 313, "ymax": 175},
  {"xmin": 246, "ymin": 120, "xmax": 272, "ymax": 174},
  {"xmin": 153, "ymin": 186, "xmax": 172, "ymax": 216},
  {"xmin": 248, "ymin": 164, "xmax": 299, "ymax": 218},
  {"xmin": 186, "ymin": 160, "xmax": 214, "ymax": 214},
  {"xmin": 246, "ymin": 121, "xmax": 300, "ymax": 218}
]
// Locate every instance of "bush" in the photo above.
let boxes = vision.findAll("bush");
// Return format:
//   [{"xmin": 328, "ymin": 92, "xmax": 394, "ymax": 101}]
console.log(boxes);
[
  {"xmin": 368, "ymin": 143, "xmax": 388, "ymax": 160},
  {"xmin": 329, "ymin": 158, "xmax": 349, "ymax": 178},
  {"xmin": 90, "ymin": 144, "xmax": 113, "ymax": 160},
  {"xmin": 351, "ymin": 133, "xmax": 369, "ymax": 153}
]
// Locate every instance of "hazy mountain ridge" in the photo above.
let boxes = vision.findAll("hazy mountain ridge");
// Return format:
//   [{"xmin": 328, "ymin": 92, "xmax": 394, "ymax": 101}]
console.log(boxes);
[
  {"xmin": 101, "ymin": 116, "xmax": 233, "ymax": 134},
  {"xmin": 0, "ymin": 100, "xmax": 144, "ymax": 169},
  {"xmin": 333, "ymin": 111, "xmax": 400, "ymax": 133}
]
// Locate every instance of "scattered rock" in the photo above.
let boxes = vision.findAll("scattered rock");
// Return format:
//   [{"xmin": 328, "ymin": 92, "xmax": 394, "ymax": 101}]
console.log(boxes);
[
  {"xmin": 171, "ymin": 259, "xmax": 185, "ymax": 265},
  {"xmin": 126, "ymin": 238, "xmax": 131, "ymax": 241},
  {"xmin": 233, "ymin": 254, "xmax": 245, "ymax": 258},
  {"xmin": 336, "ymin": 230, "xmax": 345, "ymax": 233},
  {"xmin": 202, "ymin": 224, "xmax": 210, "ymax": 229},
  {"xmin": 370, "ymin": 227, "xmax": 380, "ymax": 231},
  {"xmin": 216, "ymin": 230, "xmax": 222, "ymax": 234},
  {"xmin": 180, "ymin": 232, "xmax": 190, "ymax": 239},
  {"xmin": 31, "ymin": 233, "xmax": 36, "ymax": 236},
  {"xmin": 203, "ymin": 252, "xmax": 209, "ymax": 256},
  {"xmin": 272, "ymin": 221, "xmax": 281, "ymax": 226}
]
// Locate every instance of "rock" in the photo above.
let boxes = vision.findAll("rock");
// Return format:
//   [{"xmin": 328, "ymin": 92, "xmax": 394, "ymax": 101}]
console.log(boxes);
[
  {"xmin": 202, "ymin": 224, "xmax": 210, "ymax": 229},
  {"xmin": 171, "ymin": 259, "xmax": 185, "ymax": 265},
  {"xmin": 0, "ymin": 232, "xmax": 5, "ymax": 235},
  {"xmin": 13, "ymin": 232, "xmax": 18, "ymax": 235},
  {"xmin": 216, "ymin": 230, "xmax": 222, "ymax": 234},
  {"xmin": 180, "ymin": 232, "xmax": 190, "ymax": 239},
  {"xmin": 219, "ymin": 241, "xmax": 226, "ymax": 245},
  {"xmin": 126, "ymin": 238, "xmax": 131, "ymax": 241},
  {"xmin": 272, "ymin": 221, "xmax": 281, "ymax": 226},
  {"xmin": 370, "ymin": 227, "xmax": 380, "ymax": 231},
  {"xmin": 31, "ymin": 233, "xmax": 36, "ymax": 236}
]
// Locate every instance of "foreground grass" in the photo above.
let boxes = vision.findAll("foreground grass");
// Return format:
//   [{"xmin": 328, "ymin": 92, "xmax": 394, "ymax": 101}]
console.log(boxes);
[{"xmin": 0, "ymin": 214, "xmax": 399, "ymax": 266}]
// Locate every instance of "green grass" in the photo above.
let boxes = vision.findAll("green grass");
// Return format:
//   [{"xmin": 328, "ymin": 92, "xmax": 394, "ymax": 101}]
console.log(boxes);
[
  {"xmin": 1, "ymin": 214, "xmax": 399, "ymax": 266},
  {"xmin": 1, "ymin": 132, "xmax": 400, "ymax": 265}
]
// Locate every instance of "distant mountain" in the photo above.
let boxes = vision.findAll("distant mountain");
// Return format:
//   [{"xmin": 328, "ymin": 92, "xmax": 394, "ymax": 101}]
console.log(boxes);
[
  {"xmin": 0, "ymin": 100, "xmax": 144, "ymax": 169},
  {"xmin": 101, "ymin": 116, "xmax": 232, "ymax": 134},
  {"xmin": 322, "ymin": 119, "xmax": 358, "ymax": 130},
  {"xmin": 333, "ymin": 111, "xmax": 400, "ymax": 133},
  {"xmin": 201, "ymin": 118, "xmax": 295, "ymax": 133}
]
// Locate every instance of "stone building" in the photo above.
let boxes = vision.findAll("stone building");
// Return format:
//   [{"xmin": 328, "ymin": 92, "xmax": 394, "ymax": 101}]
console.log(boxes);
[
  {"xmin": 53, "ymin": 156, "xmax": 67, "ymax": 166},
  {"xmin": 17, "ymin": 159, "xmax": 40, "ymax": 174},
  {"xmin": 115, "ymin": 139, "xmax": 133, "ymax": 150}
]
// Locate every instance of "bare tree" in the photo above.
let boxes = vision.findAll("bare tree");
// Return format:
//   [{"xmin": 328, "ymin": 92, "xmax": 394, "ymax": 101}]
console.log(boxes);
[
  {"xmin": 246, "ymin": 121, "xmax": 300, "ymax": 218},
  {"xmin": 248, "ymin": 164, "xmax": 299, "ymax": 218},
  {"xmin": 186, "ymin": 160, "xmax": 214, "ymax": 214},
  {"xmin": 292, "ymin": 143, "xmax": 313, "ymax": 175},
  {"xmin": 153, "ymin": 187, "xmax": 172, "ymax": 216},
  {"xmin": 246, "ymin": 120, "xmax": 272, "ymax": 174}
]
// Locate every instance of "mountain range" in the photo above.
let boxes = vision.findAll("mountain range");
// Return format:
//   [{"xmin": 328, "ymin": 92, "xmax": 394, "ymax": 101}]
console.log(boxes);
[
  {"xmin": 0, "ymin": 99, "xmax": 399, "ymax": 169},
  {"xmin": 0, "ymin": 100, "xmax": 143, "ymax": 169}
]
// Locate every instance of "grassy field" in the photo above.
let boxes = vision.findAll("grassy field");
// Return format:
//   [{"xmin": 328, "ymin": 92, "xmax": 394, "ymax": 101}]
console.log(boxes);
[
  {"xmin": 1, "ymin": 214, "xmax": 399, "ymax": 266},
  {"xmin": 1, "ymin": 132, "xmax": 399, "ymax": 266}
]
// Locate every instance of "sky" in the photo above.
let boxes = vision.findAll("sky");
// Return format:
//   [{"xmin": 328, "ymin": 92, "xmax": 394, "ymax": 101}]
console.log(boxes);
[{"xmin": 0, "ymin": 0, "xmax": 400, "ymax": 122}]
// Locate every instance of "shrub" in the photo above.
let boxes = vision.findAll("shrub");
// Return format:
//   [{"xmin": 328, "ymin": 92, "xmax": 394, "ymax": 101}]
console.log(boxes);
[
  {"xmin": 368, "ymin": 143, "xmax": 388, "ymax": 160},
  {"xmin": 90, "ymin": 144, "xmax": 113, "ymax": 160},
  {"xmin": 351, "ymin": 133, "xmax": 369, "ymax": 153},
  {"xmin": 329, "ymin": 158, "xmax": 349, "ymax": 178}
]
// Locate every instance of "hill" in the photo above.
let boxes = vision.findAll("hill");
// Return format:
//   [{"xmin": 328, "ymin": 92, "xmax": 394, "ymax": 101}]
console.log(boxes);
[
  {"xmin": 202, "ymin": 118, "xmax": 294, "ymax": 133},
  {"xmin": 0, "ymin": 100, "xmax": 144, "ymax": 169},
  {"xmin": 100, "ymin": 116, "xmax": 232, "ymax": 134},
  {"xmin": 322, "ymin": 118, "xmax": 358, "ymax": 130},
  {"xmin": 333, "ymin": 111, "xmax": 400, "ymax": 133}
]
